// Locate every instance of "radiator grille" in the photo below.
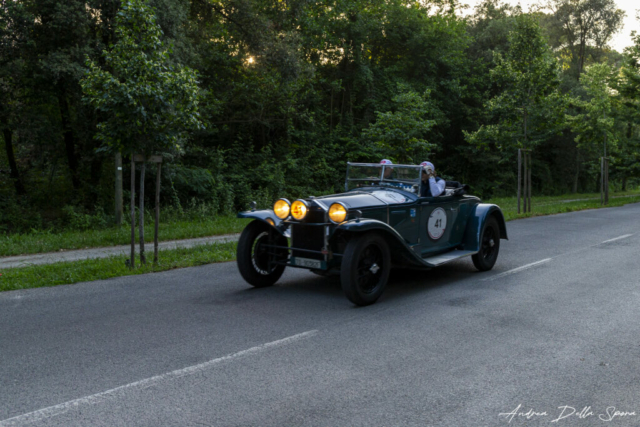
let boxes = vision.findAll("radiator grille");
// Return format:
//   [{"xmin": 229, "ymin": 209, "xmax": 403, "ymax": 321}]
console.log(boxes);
[{"xmin": 290, "ymin": 208, "xmax": 325, "ymax": 260}]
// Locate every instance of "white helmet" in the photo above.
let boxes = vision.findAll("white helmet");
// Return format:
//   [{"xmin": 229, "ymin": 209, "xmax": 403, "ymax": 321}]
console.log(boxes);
[{"xmin": 420, "ymin": 161, "xmax": 435, "ymax": 174}]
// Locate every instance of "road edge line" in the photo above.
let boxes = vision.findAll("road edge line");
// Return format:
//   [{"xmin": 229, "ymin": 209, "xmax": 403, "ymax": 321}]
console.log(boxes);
[{"xmin": 481, "ymin": 258, "xmax": 553, "ymax": 282}]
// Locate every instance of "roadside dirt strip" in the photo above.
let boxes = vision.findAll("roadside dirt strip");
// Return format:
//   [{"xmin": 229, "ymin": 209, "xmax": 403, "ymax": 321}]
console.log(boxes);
[{"xmin": 0, "ymin": 234, "xmax": 240, "ymax": 269}]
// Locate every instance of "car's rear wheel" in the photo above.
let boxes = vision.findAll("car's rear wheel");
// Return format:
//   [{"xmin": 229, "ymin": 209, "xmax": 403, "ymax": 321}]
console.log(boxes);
[
  {"xmin": 472, "ymin": 216, "xmax": 500, "ymax": 271},
  {"xmin": 340, "ymin": 233, "xmax": 391, "ymax": 306},
  {"xmin": 237, "ymin": 220, "xmax": 288, "ymax": 287}
]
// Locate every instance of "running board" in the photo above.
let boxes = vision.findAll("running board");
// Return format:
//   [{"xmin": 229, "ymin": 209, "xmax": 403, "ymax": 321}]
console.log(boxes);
[{"xmin": 422, "ymin": 250, "xmax": 477, "ymax": 267}]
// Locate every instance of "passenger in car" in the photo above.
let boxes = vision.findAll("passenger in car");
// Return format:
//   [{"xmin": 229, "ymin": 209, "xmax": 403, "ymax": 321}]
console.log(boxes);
[{"xmin": 420, "ymin": 161, "xmax": 445, "ymax": 197}]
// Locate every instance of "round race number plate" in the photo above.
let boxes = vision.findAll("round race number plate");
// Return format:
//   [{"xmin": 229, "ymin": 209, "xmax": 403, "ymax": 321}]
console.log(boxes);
[{"xmin": 428, "ymin": 207, "xmax": 447, "ymax": 240}]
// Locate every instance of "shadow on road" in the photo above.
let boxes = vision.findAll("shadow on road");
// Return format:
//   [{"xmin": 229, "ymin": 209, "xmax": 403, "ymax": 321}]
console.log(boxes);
[{"xmin": 216, "ymin": 259, "xmax": 486, "ymax": 308}]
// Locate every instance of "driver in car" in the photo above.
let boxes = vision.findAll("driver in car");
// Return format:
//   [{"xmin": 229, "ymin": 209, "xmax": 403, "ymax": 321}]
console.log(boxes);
[
  {"xmin": 380, "ymin": 159, "xmax": 395, "ymax": 179},
  {"xmin": 420, "ymin": 161, "xmax": 445, "ymax": 197}
]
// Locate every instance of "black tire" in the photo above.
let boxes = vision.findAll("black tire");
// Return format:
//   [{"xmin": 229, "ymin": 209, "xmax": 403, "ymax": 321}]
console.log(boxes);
[
  {"xmin": 472, "ymin": 216, "xmax": 500, "ymax": 271},
  {"xmin": 340, "ymin": 233, "xmax": 391, "ymax": 306},
  {"xmin": 237, "ymin": 220, "xmax": 288, "ymax": 287}
]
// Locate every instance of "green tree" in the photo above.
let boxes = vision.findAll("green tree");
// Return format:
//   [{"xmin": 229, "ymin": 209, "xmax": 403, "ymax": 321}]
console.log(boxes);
[
  {"xmin": 466, "ymin": 0, "xmax": 519, "ymax": 65},
  {"xmin": 545, "ymin": 0, "xmax": 625, "ymax": 78},
  {"xmin": 0, "ymin": 0, "xmax": 31, "ymax": 196},
  {"xmin": 467, "ymin": 15, "xmax": 565, "ymax": 153},
  {"xmin": 81, "ymin": 0, "xmax": 202, "ymax": 264},
  {"xmin": 612, "ymin": 27, "xmax": 640, "ymax": 189},
  {"xmin": 567, "ymin": 63, "xmax": 617, "ymax": 159},
  {"xmin": 361, "ymin": 88, "xmax": 437, "ymax": 164},
  {"xmin": 81, "ymin": 0, "xmax": 202, "ymax": 157},
  {"xmin": 618, "ymin": 27, "xmax": 640, "ymax": 126}
]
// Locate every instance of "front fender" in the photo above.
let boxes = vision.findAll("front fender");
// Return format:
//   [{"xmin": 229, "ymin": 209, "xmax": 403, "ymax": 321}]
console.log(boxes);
[
  {"xmin": 333, "ymin": 219, "xmax": 428, "ymax": 268},
  {"xmin": 237, "ymin": 210, "xmax": 288, "ymax": 236},
  {"xmin": 462, "ymin": 204, "xmax": 508, "ymax": 252}
]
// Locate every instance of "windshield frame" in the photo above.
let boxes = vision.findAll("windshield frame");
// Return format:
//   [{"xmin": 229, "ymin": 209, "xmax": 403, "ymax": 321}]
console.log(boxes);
[{"xmin": 345, "ymin": 162, "xmax": 422, "ymax": 193}]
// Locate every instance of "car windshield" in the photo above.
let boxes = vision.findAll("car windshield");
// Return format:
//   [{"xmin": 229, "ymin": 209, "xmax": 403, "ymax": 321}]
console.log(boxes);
[{"xmin": 346, "ymin": 163, "xmax": 422, "ymax": 193}]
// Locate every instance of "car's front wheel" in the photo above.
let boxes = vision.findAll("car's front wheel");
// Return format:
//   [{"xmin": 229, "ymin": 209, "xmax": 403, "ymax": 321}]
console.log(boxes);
[
  {"xmin": 472, "ymin": 216, "xmax": 500, "ymax": 271},
  {"xmin": 237, "ymin": 220, "xmax": 288, "ymax": 287},
  {"xmin": 340, "ymin": 233, "xmax": 391, "ymax": 306}
]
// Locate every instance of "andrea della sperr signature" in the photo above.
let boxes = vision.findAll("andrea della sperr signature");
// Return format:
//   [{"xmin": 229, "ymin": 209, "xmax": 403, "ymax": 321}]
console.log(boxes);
[{"xmin": 499, "ymin": 404, "xmax": 637, "ymax": 423}]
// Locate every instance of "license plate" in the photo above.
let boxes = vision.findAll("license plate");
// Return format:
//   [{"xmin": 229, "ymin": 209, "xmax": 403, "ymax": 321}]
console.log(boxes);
[{"xmin": 292, "ymin": 257, "xmax": 322, "ymax": 269}]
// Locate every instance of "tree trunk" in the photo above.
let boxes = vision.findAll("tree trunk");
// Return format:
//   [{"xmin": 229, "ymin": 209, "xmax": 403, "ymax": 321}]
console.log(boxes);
[
  {"xmin": 58, "ymin": 89, "xmax": 80, "ymax": 190},
  {"xmin": 572, "ymin": 149, "xmax": 580, "ymax": 193},
  {"xmin": 596, "ymin": 163, "xmax": 604, "ymax": 203},
  {"xmin": 599, "ymin": 158, "xmax": 603, "ymax": 204},
  {"xmin": 115, "ymin": 152, "xmax": 123, "ymax": 225},
  {"xmin": 130, "ymin": 158, "xmax": 136, "ymax": 268},
  {"xmin": 84, "ymin": 155, "xmax": 104, "ymax": 209},
  {"xmin": 523, "ymin": 110, "xmax": 529, "ymax": 212},
  {"xmin": 154, "ymin": 163, "xmax": 162, "ymax": 264},
  {"xmin": 517, "ymin": 149, "xmax": 521, "ymax": 214},
  {"xmin": 1, "ymin": 125, "xmax": 26, "ymax": 196},
  {"xmin": 577, "ymin": 34, "xmax": 587, "ymax": 77},
  {"xmin": 523, "ymin": 152, "xmax": 528, "ymax": 213},
  {"xmin": 527, "ymin": 153, "xmax": 532, "ymax": 213},
  {"xmin": 139, "ymin": 161, "xmax": 146, "ymax": 265},
  {"xmin": 523, "ymin": 109, "xmax": 528, "ymax": 146},
  {"xmin": 622, "ymin": 176, "xmax": 627, "ymax": 192},
  {"xmin": 329, "ymin": 87, "xmax": 334, "ymax": 135},
  {"xmin": 604, "ymin": 158, "xmax": 609, "ymax": 205}
]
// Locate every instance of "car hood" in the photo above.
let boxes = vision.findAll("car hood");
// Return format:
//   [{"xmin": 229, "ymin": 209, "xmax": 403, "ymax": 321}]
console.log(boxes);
[{"xmin": 314, "ymin": 189, "xmax": 413, "ymax": 209}]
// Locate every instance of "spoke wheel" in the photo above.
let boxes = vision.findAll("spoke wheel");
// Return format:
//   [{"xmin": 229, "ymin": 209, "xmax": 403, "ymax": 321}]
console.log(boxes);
[
  {"xmin": 341, "ymin": 233, "xmax": 391, "ymax": 306},
  {"xmin": 356, "ymin": 245, "xmax": 384, "ymax": 294},
  {"xmin": 472, "ymin": 216, "xmax": 500, "ymax": 271},
  {"xmin": 237, "ymin": 220, "xmax": 288, "ymax": 287},
  {"xmin": 251, "ymin": 232, "xmax": 271, "ymax": 275}
]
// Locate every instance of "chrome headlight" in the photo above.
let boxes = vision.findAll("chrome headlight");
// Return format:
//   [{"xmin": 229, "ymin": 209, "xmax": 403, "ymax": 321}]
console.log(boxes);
[
  {"xmin": 273, "ymin": 199, "xmax": 291, "ymax": 220},
  {"xmin": 328, "ymin": 202, "xmax": 348, "ymax": 223},
  {"xmin": 291, "ymin": 199, "xmax": 309, "ymax": 221}
]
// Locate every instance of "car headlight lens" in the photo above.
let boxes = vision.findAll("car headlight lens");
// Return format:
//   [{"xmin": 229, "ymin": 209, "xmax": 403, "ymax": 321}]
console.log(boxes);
[
  {"xmin": 329, "ymin": 203, "xmax": 347, "ymax": 223},
  {"xmin": 291, "ymin": 200, "xmax": 308, "ymax": 220},
  {"xmin": 273, "ymin": 199, "xmax": 290, "ymax": 219}
]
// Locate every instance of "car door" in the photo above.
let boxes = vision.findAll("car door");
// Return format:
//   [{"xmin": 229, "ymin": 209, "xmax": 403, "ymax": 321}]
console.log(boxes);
[
  {"xmin": 418, "ymin": 195, "xmax": 460, "ymax": 256},
  {"xmin": 389, "ymin": 201, "xmax": 421, "ymax": 245}
]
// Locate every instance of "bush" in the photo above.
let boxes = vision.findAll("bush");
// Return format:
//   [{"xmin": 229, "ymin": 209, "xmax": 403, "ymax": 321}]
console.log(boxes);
[
  {"xmin": 61, "ymin": 205, "xmax": 110, "ymax": 231},
  {"xmin": 165, "ymin": 165, "xmax": 215, "ymax": 203},
  {"xmin": 0, "ymin": 195, "xmax": 42, "ymax": 233}
]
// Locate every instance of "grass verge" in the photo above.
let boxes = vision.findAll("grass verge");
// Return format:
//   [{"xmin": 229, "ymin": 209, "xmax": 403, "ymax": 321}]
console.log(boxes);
[
  {"xmin": 0, "ymin": 242, "xmax": 237, "ymax": 292},
  {"xmin": 488, "ymin": 191, "xmax": 640, "ymax": 221},
  {"xmin": 0, "ymin": 215, "xmax": 249, "ymax": 257}
]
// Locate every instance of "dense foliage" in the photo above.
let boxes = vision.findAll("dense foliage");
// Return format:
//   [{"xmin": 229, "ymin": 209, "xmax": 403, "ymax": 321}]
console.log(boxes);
[
  {"xmin": 1, "ymin": 0, "xmax": 639, "ymax": 232},
  {"xmin": 81, "ymin": 0, "xmax": 203, "ymax": 157}
]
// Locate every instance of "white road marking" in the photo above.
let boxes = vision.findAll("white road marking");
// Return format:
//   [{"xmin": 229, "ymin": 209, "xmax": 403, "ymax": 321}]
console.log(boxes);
[
  {"xmin": 601, "ymin": 234, "xmax": 633, "ymax": 244},
  {"xmin": 0, "ymin": 330, "xmax": 319, "ymax": 427},
  {"xmin": 483, "ymin": 232, "xmax": 636, "ymax": 283},
  {"xmin": 482, "ymin": 258, "xmax": 552, "ymax": 282}
]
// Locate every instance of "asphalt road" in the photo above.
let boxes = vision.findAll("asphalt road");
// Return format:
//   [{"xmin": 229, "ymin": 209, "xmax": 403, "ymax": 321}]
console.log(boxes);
[{"xmin": 1, "ymin": 203, "xmax": 640, "ymax": 426}]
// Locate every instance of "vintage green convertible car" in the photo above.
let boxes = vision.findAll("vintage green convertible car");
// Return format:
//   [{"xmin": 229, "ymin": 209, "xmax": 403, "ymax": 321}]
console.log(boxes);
[{"xmin": 237, "ymin": 162, "xmax": 508, "ymax": 306}]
